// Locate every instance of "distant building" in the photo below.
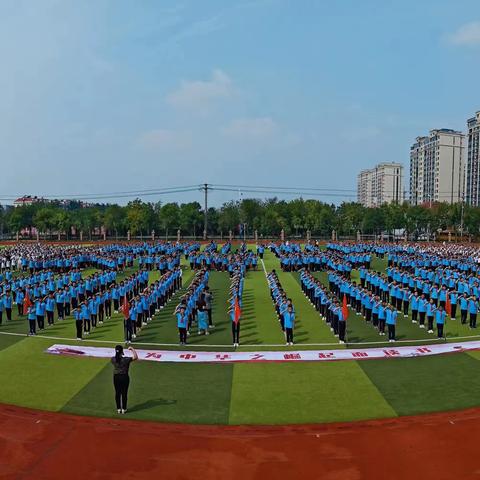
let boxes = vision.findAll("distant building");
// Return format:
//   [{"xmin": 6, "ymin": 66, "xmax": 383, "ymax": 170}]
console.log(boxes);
[
  {"xmin": 357, "ymin": 163, "xmax": 404, "ymax": 207},
  {"xmin": 409, "ymin": 129, "xmax": 465, "ymax": 206},
  {"xmin": 466, "ymin": 111, "xmax": 480, "ymax": 206},
  {"xmin": 12, "ymin": 196, "xmax": 93, "ymax": 209},
  {"xmin": 13, "ymin": 195, "xmax": 44, "ymax": 207}
]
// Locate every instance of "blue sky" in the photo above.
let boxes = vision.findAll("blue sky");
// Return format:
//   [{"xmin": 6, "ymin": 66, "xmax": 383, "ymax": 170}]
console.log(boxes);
[{"xmin": 1, "ymin": 0, "xmax": 479, "ymax": 205}]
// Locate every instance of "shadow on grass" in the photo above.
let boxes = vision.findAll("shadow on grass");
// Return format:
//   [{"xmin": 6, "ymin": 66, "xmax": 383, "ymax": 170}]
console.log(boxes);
[{"xmin": 129, "ymin": 397, "xmax": 177, "ymax": 413}]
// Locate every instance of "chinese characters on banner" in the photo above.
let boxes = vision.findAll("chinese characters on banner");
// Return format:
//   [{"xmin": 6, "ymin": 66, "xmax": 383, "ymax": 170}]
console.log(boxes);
[{"xmin": 46, "ymin": 342, "xmax": 478, "ymax": 363}]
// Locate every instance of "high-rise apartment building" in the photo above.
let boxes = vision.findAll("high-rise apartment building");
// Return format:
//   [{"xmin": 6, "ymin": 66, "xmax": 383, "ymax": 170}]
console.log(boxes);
[
  {"xmin": 466, "ymin": 111, "xmax": 480, "ymax": 206},
  {"xmin": 357, "ymin": 163, "xmax": 404, "ymax": 207},
  {"xmin": 409, "ymin": 129, "xmax": 465, "ymax": 206}
]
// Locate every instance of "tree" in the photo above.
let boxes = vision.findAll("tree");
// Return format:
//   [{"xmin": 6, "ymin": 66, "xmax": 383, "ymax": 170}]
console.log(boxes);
[
  {"xmin": 336, "ymin": 202, "xmax": 365, "ymax": 235},
  {"xmin": 54, "ymin": 210, "xmax": 72, "ymax": 239},
  {"xmin": 361, "ymin": 207, "xmax": 386, "ymax": 234},
  {"xmin": 33, "ymin": 207, "xmax": 56, "ymax": 239},
  {"xmin": 7, "ymin": 206, "xmax": 34, "ymax": 237},
  {"xmin": 239, "ymin": 199, "xmax": 263, "ymax": 236},
  {"xmin": 218, "ymin": 201, "xmax": 240, "ymax": 236},
  {"xmin": 464, "ymin": 206, "xmax": 480, "ymax": 236},
  {"xmin": 179, "ymin": 202, "xmax": 203, "ymax": 238},
  {"xmin": 104, "ymin": 205, "xmax": 126, "ymax": 239},
  {"xmin": 158, "ymin": 203, "xmax": 180, "ymax": 238},
  {"xmin": 126, "ymin": 200, "xmax": 154, "ymax": 237}
]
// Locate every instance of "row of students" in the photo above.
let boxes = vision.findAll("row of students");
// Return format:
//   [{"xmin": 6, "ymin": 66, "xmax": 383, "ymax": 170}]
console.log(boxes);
[
  {"xmin": 267, "ymin": 270, "xmax": 296, "ymax": 345},
  {"xmin": 300, "ymin": 270, "xmax": 349, "ymax": 342},
  {"xmin": 121, "ymin": 269, "xmax": 183, "ymax": 344},
  {"xmin": 228, "ymin": 266, "xmax": 245, "ymax": 347},
  {"xmin": 174, "ymin": 270, "xmax": 211, "ymax": 345},
  {"xmin": 187, "ymin": 251, "xmax": 258, "ymax": 272},
  {"xmin": 328, "ymin": 270, "xmax": 450, "ymax": 339}
]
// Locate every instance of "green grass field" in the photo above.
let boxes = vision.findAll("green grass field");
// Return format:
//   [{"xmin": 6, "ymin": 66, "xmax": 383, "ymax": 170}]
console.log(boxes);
[{"xmin": 2, "ymin": 247, "xmax": 480, "ymax": 425}]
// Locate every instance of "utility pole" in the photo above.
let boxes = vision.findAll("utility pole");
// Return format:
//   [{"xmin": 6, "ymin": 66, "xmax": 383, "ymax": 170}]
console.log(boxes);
[{"xmin": 203, "ymin": 183, "xmax": 209, "ymax": 240}]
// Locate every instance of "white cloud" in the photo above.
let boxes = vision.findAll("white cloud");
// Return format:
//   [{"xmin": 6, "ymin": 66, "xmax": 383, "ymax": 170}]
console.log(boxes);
[
  {"xmin": 166, "ymin": 69, "xmax": 233, "ymax": 111},
  {"xmin": 137, "ymin": 129, "xmax": 190, "ymax": 150},
  {"xmin": 448, "ymin": 21, "xmax": 480, "ymax": 46},
  {"xmin": 222, "ymin": 117, "xmax": 277, "ymax": 139}
]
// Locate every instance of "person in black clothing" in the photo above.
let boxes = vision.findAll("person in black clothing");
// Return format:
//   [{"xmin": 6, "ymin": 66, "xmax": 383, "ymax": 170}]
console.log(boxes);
[{"xmin": 111, "ymin": 344, "xmax": 138, "ymax": 414}]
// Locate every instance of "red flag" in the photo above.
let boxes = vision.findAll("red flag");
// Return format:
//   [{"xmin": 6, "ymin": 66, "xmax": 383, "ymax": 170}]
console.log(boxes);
[
  {"xmin": 342, "ymin": 294, "xmax": 349, "ymax": 321},
  {"xmin": 121, "ymin": 295, "xmax": 130, "ymax": 319},
  {"xmin": 23, "ymin": 290, "xmax": 32, "ymax": 310},
  {"xmin": 234, "ymin": 296, "xmax": 241, "ymax": 325},
  {"xmin": 445, "ymin": 294, "xmax": 451, "ymax": 316}
]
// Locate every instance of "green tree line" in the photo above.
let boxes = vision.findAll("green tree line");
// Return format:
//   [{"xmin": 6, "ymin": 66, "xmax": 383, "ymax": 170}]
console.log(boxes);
[{"xmin": 0, "ymin": 198, "xmax": 478, "ymax": 239}]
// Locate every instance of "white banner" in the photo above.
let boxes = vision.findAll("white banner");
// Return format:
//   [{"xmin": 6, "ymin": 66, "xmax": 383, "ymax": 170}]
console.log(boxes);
[{"xmin": 45, "ymin": 341, "xmax": 480, "ymax": 363}]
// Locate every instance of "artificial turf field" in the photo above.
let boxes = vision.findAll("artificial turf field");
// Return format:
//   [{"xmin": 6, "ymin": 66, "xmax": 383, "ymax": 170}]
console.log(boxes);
[{"xmin": 2, "ymin": 246, "xmax": 480, "ymax": 425}]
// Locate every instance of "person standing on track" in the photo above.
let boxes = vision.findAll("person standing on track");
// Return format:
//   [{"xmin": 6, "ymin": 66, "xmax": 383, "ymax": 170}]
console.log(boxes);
[{"xmin": 111, "ymin": 345, "xmax": 138, "ymax": 414}]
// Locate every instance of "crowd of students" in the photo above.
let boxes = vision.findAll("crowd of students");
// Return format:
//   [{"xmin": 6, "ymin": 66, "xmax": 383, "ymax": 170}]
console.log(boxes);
[
  {"xmin": 266, "ymin": 239, "xmax": 480, "ymax": 342},
  {"xmin": 6, "ymin": 239, "xmax": 480, "ymax": 347},
  {"xmin": 187, "ymin": 241, "xmax": 258, "ymax": 272},
  {"xmin": 0, "ymin": 242, "xmax": 200, "ymax": 340}
]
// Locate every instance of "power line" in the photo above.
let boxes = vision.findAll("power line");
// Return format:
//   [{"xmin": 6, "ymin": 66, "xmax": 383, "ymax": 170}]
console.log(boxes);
[
  {"xmin": 0, "ymin": 186, "xmax": 202, "ymax": 202},
  {"xmin": 211, "ymin": 187, "xmax": 358, "ymax": 198},
  {"xmin": 212, "ymin": 183, "xmax": 357, "ymax": 193}
]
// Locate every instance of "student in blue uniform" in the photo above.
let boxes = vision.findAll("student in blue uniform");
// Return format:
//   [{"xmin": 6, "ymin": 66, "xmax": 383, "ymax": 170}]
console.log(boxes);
[
  {"xmin": 81, "ymin": 300, "xmax": 90, "ymax": 335},
  {"xmin": 4, "ymin": 292, "xmax": 12, "ymax": 321},
  {"xmin": 197, "ymin": 305, "xmax": 209, "ymax": 336},
  {"xmin": 46, "ymin": 293, "xmax": 55, "ymax": 326},
  {"xmin": 337, "ymin": 302, "xmax": 347, "ymax": 344},
  {"xmin": 426, "ymin": 299, "xmax": 436, "ymax": 333},
  {"xmin": 176, "ymin": 305, "xmax": 188, "ymax": 345},
  {"xmin": 283, "ymin": 304, "xmax": 295, "ymax": 346},
  {"xmin": 27, "ymin": 305, "xmax": 36, "ymax": 335},
  {"xmin": 73, "ymin": 306, "xmax": 83, "ymax": 340},
  {"xmin": 418, "ymin": 295, "xmax": 427, "ymax": 328},
  {"xmin": 411, "ymin": 292, "xmax": 419, "ymax": 324},
  {"xmin": 449, "ymin": 291, "xmax": 458, "ymax": 320},
  {"xmin": 125, "ymin": 301, "xmax": 135, "ymax": 344},
  {"xmin": 386, "ymin": 305, "xmax": 397, "ymax": 342},
  {"xmin": 435, "ymin": 305, "xmax": 446, "ymax": 338},
  {"xmin": 16, "ymin": 290, "xmax": 25, "ymax": 316},
  {"xmin": 378, "ymin": 301, "xmax": 386, "ymax": 336},
  {"xmin": 56, "ymin": 289, "xmax": 65, "ymax": 320},
  {"xmin": 460, "ymin": 293, "xmax": 469, "ymax": 325},
  {"xmin": 468, "ymin": 296, "xmax": 479, "ymax": 329},
  {"xmin": 35, "ymin": 297, "xmax": 46, "ymax": 330}
]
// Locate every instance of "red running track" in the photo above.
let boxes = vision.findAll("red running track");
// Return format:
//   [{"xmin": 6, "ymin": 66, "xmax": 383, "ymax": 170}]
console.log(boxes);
[{"xmin": 1, "ymin": 403, "xmax": 480, "ymax": 480}]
